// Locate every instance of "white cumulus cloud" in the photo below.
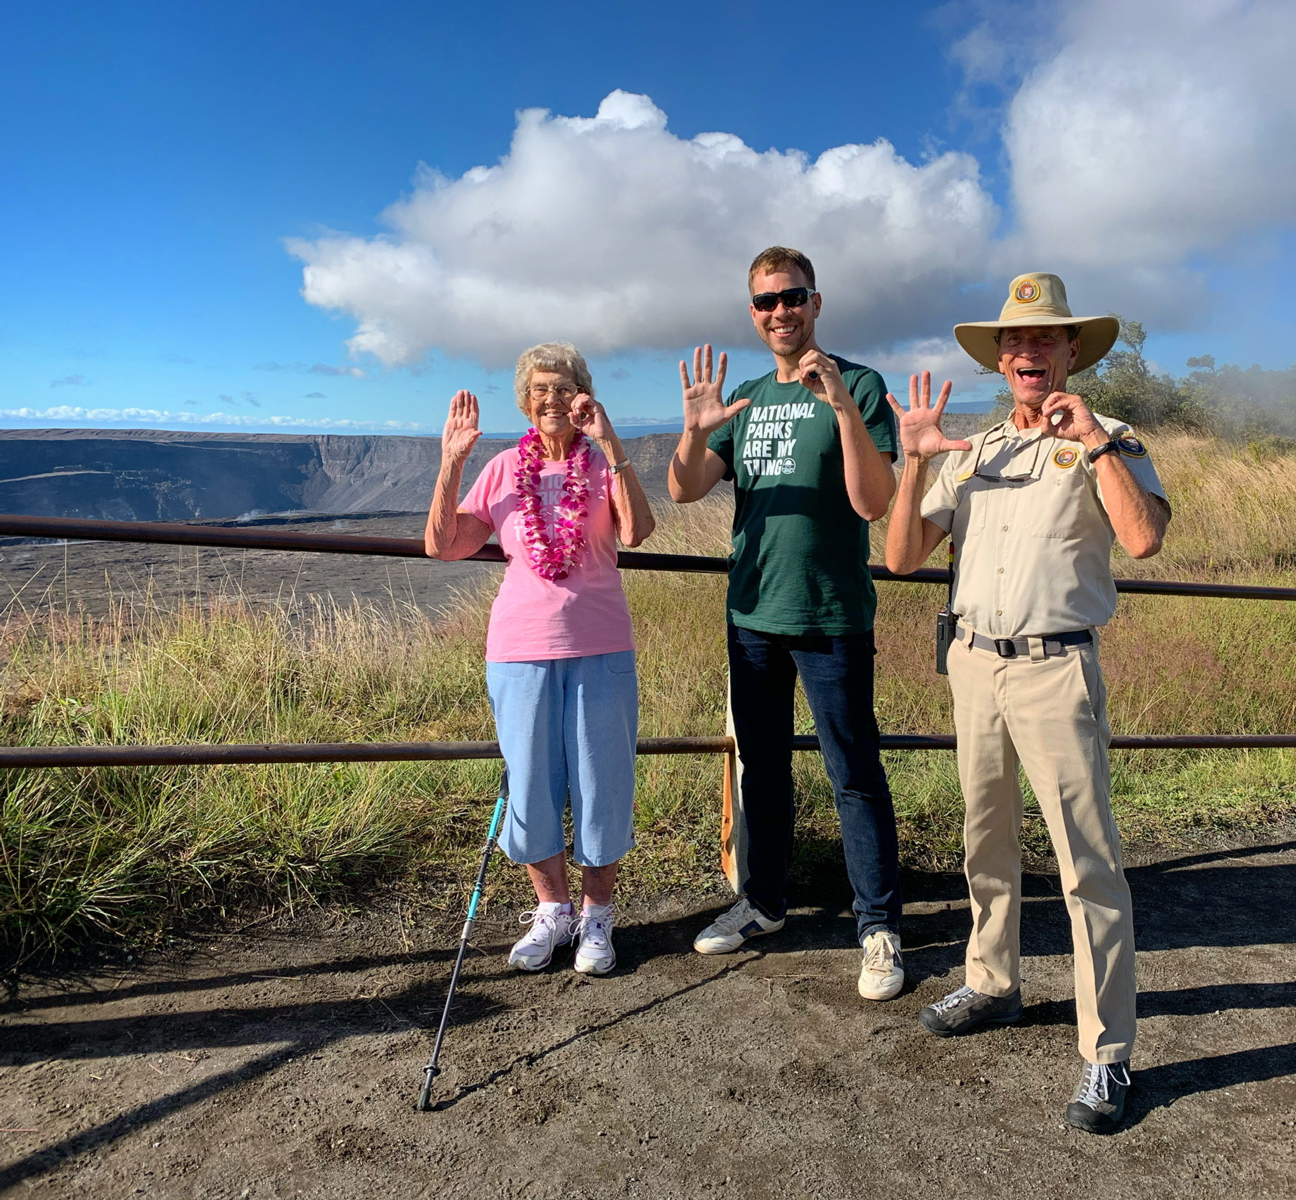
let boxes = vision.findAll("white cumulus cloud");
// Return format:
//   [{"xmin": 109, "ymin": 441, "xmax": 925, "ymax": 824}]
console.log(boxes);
[
  {"xmin": 1006, "ymin": 0, "xmax": 1296, "ymax": 264},
  {"xmin": 288, "ymin": 0, "xmax": 1295, "ymax": 371},
  {"xmin": 997, "ymin": 0, "xmax": 1296, "ymax": 322},
  {"xmin": 288, "ymin": 91, "xmax": 999, "ymax": 368}
]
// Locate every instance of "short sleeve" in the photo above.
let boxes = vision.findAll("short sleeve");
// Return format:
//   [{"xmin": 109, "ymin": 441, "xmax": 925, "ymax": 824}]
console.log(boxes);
[
  {"xmin": 1095, "ymin": 424, "xmax": 1168, "ymax": 508},
  {"xmin": 853, "ymin": 369, "xmax": 898, "ymax": 460},
  {"xmin": 706, "ymin": 393, "xmax": 740, "ymax": 482},
  {"xmin": 920, "ymin": 455, "xmax": 961, "ymax": 533},
  {"xmin": 459, "ymin": 453, "xmax": 505, "ymax": 531}
]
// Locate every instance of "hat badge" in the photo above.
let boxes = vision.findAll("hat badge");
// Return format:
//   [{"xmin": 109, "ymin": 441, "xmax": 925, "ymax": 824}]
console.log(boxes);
[{"xmin": 1014, "ymin": 279, "xmax": 1041, "ymax": 303}]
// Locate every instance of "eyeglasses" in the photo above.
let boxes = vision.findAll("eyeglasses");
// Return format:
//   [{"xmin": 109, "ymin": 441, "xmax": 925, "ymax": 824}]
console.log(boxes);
[
  {"xmin": 972, "ymin": 429, "xmax": 1046, "ymax": 482},
  {"xmin": 529, "ymin": 383, "xmax": 579, "ymax": 401},
  {"xmin": 997, "ymin": 328, "xmax": 1072, "ymax": 351},
  {"xmin": 750, "ymin": 287, "xmax": 816, "ymax": 313}
]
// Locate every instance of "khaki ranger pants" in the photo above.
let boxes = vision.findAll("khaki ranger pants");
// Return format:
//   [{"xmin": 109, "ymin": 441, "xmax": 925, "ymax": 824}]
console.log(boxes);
[{"xmin": 947, "ymin": 630, "xmax": 1136, "ymax": 1063}]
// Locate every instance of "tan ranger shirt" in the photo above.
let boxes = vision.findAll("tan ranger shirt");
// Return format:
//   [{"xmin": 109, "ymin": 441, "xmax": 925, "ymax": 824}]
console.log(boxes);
[{"xmin": 920, "ymin": 414, "xmax": 1167, "ymax": 638}]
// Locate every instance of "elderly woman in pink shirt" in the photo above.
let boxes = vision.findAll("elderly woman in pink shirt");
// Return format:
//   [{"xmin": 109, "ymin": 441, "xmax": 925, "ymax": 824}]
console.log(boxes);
[{"xmin": 425, "ymin": 342, "xmax": 655, "ymax": 976}]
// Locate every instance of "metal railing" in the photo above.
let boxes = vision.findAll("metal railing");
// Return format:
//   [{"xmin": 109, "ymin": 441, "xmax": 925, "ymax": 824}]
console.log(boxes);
[
  {"xmin": 3, "ymin": 512, "xmax": 1296, "ymax": 600},
  {"xmin": 1, "ymin": 512, "xmax": 1294, "ymax": 767}
]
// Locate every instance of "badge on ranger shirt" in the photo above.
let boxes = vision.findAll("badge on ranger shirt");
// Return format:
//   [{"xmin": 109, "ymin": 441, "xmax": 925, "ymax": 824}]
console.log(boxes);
[
  {"xmin": 1052, "ymin": 447, "xmax": 1079, "ymax": 468},
  {"xmin": 1117, "ymin": 435, "xmax": 1148, "ymax": 458}
]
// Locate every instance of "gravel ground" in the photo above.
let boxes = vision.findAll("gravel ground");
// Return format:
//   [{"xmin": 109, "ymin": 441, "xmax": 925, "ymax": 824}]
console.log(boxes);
[{"xmin": 2, "ymin": 833, "xmax": 1294, "ymax": 1199}]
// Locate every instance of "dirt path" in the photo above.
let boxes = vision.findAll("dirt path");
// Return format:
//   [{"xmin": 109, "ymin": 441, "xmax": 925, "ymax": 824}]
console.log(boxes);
[{"xmin": 2, "ymin": 834, "xmax": 1295, "ymax": 1199}]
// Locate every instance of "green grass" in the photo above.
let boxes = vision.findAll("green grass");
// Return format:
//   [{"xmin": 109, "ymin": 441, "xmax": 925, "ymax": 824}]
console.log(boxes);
[{"xmin": 2, "ymin": 433, "xmax": 1294, "ymax": 962}]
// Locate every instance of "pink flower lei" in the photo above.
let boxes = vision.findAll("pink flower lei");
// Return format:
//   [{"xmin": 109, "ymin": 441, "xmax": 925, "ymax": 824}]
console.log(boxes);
[{"xmin": 514, "ymin": 427, "xmax": 591, "ymax": 581}]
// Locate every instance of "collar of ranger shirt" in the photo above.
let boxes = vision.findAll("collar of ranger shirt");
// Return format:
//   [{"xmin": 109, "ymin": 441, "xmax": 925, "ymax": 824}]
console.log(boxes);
[
  {"xmin": 956, "ymin": 416, "xmax": 1058, "ymax": 483},
  {"xmin": 990, "ymin": 415, "xmax": 1051, "ymax": 442}
]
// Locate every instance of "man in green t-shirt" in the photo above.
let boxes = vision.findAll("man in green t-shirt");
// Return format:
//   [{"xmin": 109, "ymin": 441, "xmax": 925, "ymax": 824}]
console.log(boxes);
[{"xmin": 668, "ymin": 246, "xmax": 904, "ymax": 1002}]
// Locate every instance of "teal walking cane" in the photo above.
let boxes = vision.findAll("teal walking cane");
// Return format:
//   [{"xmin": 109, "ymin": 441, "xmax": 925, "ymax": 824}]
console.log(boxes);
[{"xmin": 416, "ymin": 775, "xmax": 508, "ymax": 1111}]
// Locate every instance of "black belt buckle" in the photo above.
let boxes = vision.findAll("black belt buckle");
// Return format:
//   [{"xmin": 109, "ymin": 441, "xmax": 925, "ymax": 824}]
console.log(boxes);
[{"xmin": 993, "ymin": 638, "xmax": 1018, "ymax": 659}]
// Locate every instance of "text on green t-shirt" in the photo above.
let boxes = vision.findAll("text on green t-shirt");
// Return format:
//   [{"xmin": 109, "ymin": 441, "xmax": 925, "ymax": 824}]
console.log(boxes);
[{"xmin": 706, "ymin": 355, "xmax": 897, "ymax": 636}]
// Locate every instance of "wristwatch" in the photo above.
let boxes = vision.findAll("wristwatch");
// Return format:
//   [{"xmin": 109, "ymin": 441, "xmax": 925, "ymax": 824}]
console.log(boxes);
[
  {"xmin": 608, "ymin": 459, "xmax": 632, "ymax": 474},
  {"xmin": 1087, "ymin": 439, "xmax": 1121, "ymax": 464}
]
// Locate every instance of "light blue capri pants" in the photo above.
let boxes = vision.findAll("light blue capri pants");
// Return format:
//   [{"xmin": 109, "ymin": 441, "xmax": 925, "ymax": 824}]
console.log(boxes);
[{"xmin": 485, "ymin": 649, "xmax": 638, "ymax": 868}]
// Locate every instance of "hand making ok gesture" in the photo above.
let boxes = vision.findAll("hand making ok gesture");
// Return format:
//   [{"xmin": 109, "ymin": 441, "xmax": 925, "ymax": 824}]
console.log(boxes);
[
  {"xmin": 679, "ymin": 345, "xmax": 750, "ymax": 435},
  {"xmin": 885, "ymin": 371, "xmax": 973, "ymax": 463}
]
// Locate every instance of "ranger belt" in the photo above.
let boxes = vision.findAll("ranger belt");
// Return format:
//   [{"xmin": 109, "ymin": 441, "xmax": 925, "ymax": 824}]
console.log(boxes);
[{"xmin": 954, "ymin": 625, "xmax": 1093, "ymax": 659}]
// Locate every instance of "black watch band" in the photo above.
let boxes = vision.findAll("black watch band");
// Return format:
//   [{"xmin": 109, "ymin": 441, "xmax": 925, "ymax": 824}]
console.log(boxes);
[{"xmin": 1087, "ymin": 439, "xmax": 1121, "ymax": 464}]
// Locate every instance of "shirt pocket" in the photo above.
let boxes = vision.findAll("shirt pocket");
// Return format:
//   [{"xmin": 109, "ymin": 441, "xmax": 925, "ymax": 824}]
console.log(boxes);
[
  {"xmin": 952, "ymin": 478, "xmax": 992, "ymax": 540},
  {"xmin": 1029, "ymin": 467, "xmax": 1093, "ymax": 540}
]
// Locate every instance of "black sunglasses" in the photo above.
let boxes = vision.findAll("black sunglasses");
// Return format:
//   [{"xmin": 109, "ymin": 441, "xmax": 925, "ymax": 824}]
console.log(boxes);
[{"xmin": 750, "ymin": 286, "xmax": 816, "ymax": 312}]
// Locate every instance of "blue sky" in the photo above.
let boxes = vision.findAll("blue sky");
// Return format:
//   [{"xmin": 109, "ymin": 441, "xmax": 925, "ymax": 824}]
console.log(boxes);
[{"xmin": 3, "ymin": 0, "xmax": 1294, "ymax": 436}]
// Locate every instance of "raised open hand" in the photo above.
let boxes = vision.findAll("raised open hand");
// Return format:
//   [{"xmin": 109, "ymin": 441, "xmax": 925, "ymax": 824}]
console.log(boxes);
[
  {"xmin": 885, "ymin": 372, "xmax": 973, "ymax": 462},
  {"xmin": 679, "ymin": 345, "xmax": 749, "ymax": 435},
  {"xmin": 442, "ymin": 390, "xmax": 482, "ymax": 464}
]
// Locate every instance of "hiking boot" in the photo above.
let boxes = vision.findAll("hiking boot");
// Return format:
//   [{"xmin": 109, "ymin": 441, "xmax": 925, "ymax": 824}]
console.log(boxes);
[
  {"xmin": 919, "ymin": 984, "xmax": 1023, "ymax": 1036},
  {"xmin": 573, "ymin": 904, "xmax": 617, "ymax": 976},
  {"xmin": 692, "ymin": 898, "xmax": 785, "ymax": 955},
  {"xmin": 858, "ymin": 929, "xmax": 905, "ymax": 1001},
  {"xmin": 508, "ymin": 903, "xmax": 575, "ymax": 971},
  {"xmin": 1066, "ymin": 1059, "xmax": 1132, "ymax": 1134}
]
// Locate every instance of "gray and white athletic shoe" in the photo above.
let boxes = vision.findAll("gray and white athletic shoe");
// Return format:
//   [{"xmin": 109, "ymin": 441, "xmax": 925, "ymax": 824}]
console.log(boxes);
[
  {"xmin": 918, "ymin": 984, "xmax": 1023, "ymax": 1036},
  {"xmin": 508, "ymin": 906, "xmax": 575, "ymax": 971},
  {"xmin": 1066, "ymin": 1059, "xmax": 1132, "ymax": 1134},
  {"xmin": 573, "ymin": 905, "xmax": 617, "ymax": 976},
  {"xmin": 692, "ymin": 898, "xmax": 785, "ymax": 955}
]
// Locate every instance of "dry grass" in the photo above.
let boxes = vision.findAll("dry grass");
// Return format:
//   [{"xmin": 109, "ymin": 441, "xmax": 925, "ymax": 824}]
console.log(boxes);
[{"xmin": 2, "ymin": 434, "xmax": 1294, "ymax": 960}]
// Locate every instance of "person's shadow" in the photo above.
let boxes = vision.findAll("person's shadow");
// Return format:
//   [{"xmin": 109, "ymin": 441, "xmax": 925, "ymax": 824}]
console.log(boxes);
[{"xmin": 783, "ymin": 835, "xmax": 1296, "ymax": 1126}]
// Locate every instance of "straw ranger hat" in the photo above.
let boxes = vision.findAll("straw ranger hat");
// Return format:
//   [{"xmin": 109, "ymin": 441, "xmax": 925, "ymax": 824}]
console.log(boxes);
[{"xmin": 954, "ymin": 273, "xmax": 1119, "ymax": 374}]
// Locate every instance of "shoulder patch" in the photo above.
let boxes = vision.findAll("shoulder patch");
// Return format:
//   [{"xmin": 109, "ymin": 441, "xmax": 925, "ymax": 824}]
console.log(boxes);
[
  {"xmin": 1117, "ymin": 435, "xmax": 1147, "ymax": 458},
  {"xmin": 1052, "ymin": 446, "xmax": 1079, "ymax": 469}
]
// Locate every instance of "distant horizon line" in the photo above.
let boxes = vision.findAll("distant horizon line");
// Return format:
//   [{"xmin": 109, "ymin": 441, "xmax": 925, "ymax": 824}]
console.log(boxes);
[{"xmin": 0, "ymin": 402, "xmax": 994, "ymax": 440}]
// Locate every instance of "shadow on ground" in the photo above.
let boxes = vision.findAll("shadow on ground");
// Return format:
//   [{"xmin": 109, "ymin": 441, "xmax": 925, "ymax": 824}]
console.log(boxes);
[{"xmin": 2, "ymin": 837, "xmax": 1294, "ymax": 1199}]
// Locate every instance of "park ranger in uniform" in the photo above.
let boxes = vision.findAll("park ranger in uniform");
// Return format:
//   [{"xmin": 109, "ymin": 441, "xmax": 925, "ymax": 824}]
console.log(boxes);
[{"xmin": 885, "ymin": 273, "xmax": 1170, "ymax": 1133}]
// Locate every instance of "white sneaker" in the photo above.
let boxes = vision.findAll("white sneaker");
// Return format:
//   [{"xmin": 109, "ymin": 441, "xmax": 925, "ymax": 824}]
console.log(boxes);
[
  {"xmin": 692, "ymin": 898, "xmax": 785, "ymax": 955},
  {"xmin": 572, "ymin": 904, "xmax": 616, "ymax": 975},
  {"xmin": 858, "ymin": 929, "xmax": 904, "ymax": 1001},
  {"xmin": 508, "ymin": 903, "xmax": 575, "ymax": 971}
]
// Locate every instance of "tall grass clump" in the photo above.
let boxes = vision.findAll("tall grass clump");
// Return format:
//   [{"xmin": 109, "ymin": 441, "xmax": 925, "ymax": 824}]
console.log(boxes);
[
  {"xmin": 0, "ymin": 597, "xmax": 504, "ymax": 961},
  {"xmin": 2, "ymin": 433, "xmax": 1294, "ymax": 961}
]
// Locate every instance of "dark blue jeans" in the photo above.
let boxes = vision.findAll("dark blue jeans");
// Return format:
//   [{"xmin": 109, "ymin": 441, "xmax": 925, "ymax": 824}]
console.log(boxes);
[{"xmin": 728, "ymin": 623, "xmax": 901, "ymax": 942}]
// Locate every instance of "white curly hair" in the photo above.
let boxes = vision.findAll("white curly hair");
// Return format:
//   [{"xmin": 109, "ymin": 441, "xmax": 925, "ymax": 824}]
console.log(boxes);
[{"xmin": 513, "ymin": 342, "xmax": 595, "ymax": 416}]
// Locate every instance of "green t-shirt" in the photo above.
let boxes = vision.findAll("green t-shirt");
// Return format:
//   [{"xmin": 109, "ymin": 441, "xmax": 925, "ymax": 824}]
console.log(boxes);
[{"xmin": 707, "ymin": 355, "xmax": 897, "ymax": 637}]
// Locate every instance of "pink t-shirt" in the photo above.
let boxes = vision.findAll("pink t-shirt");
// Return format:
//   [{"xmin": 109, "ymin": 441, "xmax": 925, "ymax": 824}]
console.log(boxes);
[{"xmin": 460, "ymin": 445, "xmax": 635, "ymax": 663}]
